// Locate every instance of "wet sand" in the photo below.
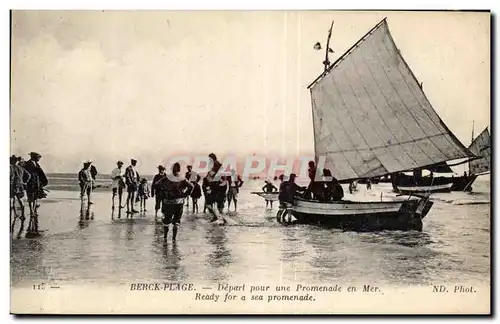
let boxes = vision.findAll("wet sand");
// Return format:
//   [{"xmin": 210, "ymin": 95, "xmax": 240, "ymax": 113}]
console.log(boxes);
[{"xmin": 11, "ymin": 180, "xmax": 490, "ymax": 290}]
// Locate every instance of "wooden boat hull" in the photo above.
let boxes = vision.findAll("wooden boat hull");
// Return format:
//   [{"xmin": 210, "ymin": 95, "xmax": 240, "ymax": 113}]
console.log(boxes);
[
  {"xmin": 251, "ymin": 192, "xmax": 279, "ymax": 201},
  {"xmin": 278, "ymin": 198, "xmax": 433, "ymax": 231},
  {"xmin": 396, "ymin": 183, "xmax": 453, "ymax": 194},
  {"xmin": 392, "ymin": 174, "xmax": 477, "ymax": 192}
]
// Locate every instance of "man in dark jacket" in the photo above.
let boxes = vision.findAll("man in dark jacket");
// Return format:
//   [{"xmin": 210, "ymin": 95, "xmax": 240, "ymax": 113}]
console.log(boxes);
[
  {"xmin": 151, "ymin": 165, "xmax": 167, "ymax": 219},
  {"xmin": 23, "ymin": 152, "xmax": 48, "ymax": 235},
  {"xmin": 157, "ymin": 163, "xmax": 193, "ymax": 240},
  {"xmin": 278, "ymin": 174, "xmax": 306, "ymax": 205}
]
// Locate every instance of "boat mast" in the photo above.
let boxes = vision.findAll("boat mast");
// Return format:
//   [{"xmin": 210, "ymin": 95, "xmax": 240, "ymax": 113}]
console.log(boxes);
[
  {"xmin": 467, "ymin": 120, "xmax": 475, "ymax": 175},
  {"xmin": 323, "ymin": 21, "xmax": 334, "ymax": 72},
  {"xmin": 311, "ymin": 20, "xmax": 335, "ymax": 164},
  {"xmin": 471, "ymin": 120, "xmax": 475, "ymax": 144}
]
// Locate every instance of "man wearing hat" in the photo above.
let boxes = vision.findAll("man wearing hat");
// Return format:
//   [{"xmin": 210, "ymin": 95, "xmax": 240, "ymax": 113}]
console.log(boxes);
[
  {"xmin": 78, "ymin": 160, "xmax": 93, "ymax": 203},
  {"xmin": 125, "ymin": 159, "xmax": 140, "ymax": 214},
  {"xmin": 151, "ymin": 165, "xmax": 167, "ymax": 219},
  {"xmin": 23, "ymin": 152, "xmax": 48, "ymax": 234},
  {"xmin": 110, "ymin": 160, "xmax": 126, "ymax": 211}
]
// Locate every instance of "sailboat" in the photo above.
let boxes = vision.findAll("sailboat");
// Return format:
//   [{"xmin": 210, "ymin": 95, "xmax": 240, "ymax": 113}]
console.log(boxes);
[
  {"xmin": 392, "ymin": 126, "xmax": 490, "ymax": 192},
  {"xmin": 450, "ymin": 126, "xmax": 491, "ymax": 190},
  {"xmin": 278, "ymin": 18, "xmax": 477, "ymax": 231}
]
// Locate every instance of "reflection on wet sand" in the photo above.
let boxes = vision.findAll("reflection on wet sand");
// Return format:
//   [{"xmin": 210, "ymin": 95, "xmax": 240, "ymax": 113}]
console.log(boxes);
[
  {"xmin": 366, "ymin": 231, "xmax": 440, "ymax": 285},
  {"xmin": 279, "ymin": 226, "xmax": 306, "ymax": 262},
  {"xmin": 204, "ymin": 225, "xmax": 232, "ymax": 282},
  {"xmin": 11, "ymin": 239, "xmax": 48, "ymax": 286},
  {"xmin": 78, "ymin": 201, "xmax": 94, "ymax": 229},
  {"xmin": 302, "ymin": 227, "xmax": 441, "ymax": 285}
]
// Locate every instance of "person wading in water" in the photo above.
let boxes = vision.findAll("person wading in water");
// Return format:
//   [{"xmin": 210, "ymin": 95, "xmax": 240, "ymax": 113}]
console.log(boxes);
[
  {"xmin": 227, "ymin": 169, "xmax": 243, "ymax": 212},
  {"xmin": 218, "ymin": 175, "xmax": 229, "ymax": 213},
  {"xmin": 151, "ymin": 165, "xmax": 167, "ymax": 220},
  {"xmin": 125, "ymin": 159, "xmax": 140, "ymax": 215},
  {"xmin": 277, "ymin": 173, "xmax": 306, "ymax": 223},
  {"xmin": 23, "ymin": 152, "xmax": 48, "ymax": 236},
  {"xmin": 10, "ymin": 155, "xmax": 30, "ymax": 232},
  {"xmin": 262, "ymin": 180, "xmax": 278, "ymax": 209},
  {"xmin": 279, "ymin": 174, "xmax": 306, "ymax": 206},
  {"xmin": 202, "ymin": 176, "xmax": 211, "ymax": 213},
  {"xmin": 204, "ymin": 153, "xmax": 226, "ymax": 223},
  {"xmin": 78, "ymin": 161, "xmax": 93, "ymax": 204},
  {"xmin": 110, "ymin": 161, "xmax": 126, "ymax": 212},
  {"xmin": 184, "ymin": 165, "xmax": 198, "ymax": 208},
  {"xmin": 157, "ymin": 162, "xmax": 193, "ymax": 241},
  {"xmin": 190, "ymin": 173, "xmax": 202, "ymax": 213}
]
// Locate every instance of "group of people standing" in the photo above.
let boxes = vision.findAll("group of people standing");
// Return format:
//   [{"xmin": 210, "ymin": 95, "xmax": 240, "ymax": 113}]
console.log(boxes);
[
  {"xmin": 106, "ymin": 153, "xmax": 244, "ymax": 241},
  {"xmin": 149, "ymin": 153, "xmax": 244, "ymax": 240},
  {"xmin": 108, "ymin": 158, "xmax": 150, "ymax": 215},
  {"xmin": 10, "ymin": 152, "xmax": 48, "ymax": 236}
]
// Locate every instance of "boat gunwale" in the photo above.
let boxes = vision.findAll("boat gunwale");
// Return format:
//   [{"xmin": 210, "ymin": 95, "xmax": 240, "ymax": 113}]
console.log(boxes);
[{"xmin": 293, "ymin": 197, "xmax": 419, "ymax": 206}]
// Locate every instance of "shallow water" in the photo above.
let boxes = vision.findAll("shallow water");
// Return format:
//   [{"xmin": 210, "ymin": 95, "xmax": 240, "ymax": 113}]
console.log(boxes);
[{"xmin": 11, "ymin": 179, "xmax": 490, "ymax": 288}]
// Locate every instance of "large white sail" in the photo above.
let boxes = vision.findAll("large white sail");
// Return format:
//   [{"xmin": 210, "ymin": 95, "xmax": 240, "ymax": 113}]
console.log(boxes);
[
  {"xmin": 309, "ymin": 19, "xmax": 475, "ymax": 181},
  {"xmin": 468, "ymin": 127, "xmax": 490, "ymax": 175}
]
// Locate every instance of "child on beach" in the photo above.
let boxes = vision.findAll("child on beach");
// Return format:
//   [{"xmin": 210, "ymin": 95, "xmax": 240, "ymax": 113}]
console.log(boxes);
[
  {"xmin": 190, "ymin": 175, "xmax": 202, "ymax": 213},
  {"xmin": 137, "ymin": 178, "xmax": 150, "ymax": 213}
]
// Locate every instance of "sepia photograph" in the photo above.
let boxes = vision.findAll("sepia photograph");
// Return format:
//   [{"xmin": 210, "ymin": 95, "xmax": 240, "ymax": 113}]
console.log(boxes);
[{"xmin": 9, "ymin": 9, "xmax": 491, "ymax": 314}]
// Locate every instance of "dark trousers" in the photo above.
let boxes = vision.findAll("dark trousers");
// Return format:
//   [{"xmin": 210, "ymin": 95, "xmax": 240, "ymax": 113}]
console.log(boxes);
[
  {"xmin": 155, "ymin": 192, "xmax": 164, "ymax": 211},
  {"xmin": 162, "ymin": 203, "xmax": 183, "ymax": 226}
]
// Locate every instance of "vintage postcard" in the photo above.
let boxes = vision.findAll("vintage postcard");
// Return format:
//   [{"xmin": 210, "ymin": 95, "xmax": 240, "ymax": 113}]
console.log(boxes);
[{"xmin": 9, "ymin": 10, "xmax": 491, "ymax": 314}]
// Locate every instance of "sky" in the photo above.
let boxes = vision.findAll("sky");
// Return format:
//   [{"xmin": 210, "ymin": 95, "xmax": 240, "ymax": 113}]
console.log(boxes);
[{"xmin": 10, "ymin": 11, "xmax": 490, "ymax": 174}]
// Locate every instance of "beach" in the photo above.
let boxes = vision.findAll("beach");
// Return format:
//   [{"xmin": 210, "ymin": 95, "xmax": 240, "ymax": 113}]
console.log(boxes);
[{"xmin": 11, "ymin": 177, "xmax": 490, "ymax": 288}]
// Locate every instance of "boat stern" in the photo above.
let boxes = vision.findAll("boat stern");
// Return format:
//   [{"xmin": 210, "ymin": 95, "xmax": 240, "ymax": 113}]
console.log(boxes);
[
  {"xmin": 416, "ymin": 198, "xmax": 433, "ymax": 219},
  {"xmin": 398, "ymin": 197, "xmax": 434, "ymax": 231}
]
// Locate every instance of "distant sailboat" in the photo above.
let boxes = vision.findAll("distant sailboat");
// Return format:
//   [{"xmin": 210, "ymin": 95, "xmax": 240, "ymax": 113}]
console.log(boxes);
[
  {"xmin": 278, "ymin": 18, "xmax": 477, "ymax": 231},
  {"xmin": 394, "ymin": 125, "xmax": 489, "ymax": 192}
]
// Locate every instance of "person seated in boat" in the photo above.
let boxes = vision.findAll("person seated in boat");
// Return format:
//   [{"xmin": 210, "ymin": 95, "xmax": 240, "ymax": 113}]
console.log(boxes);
[
  {"xmin": 278, "ymin": 173, "xmax": 306, "ymax": 206},
  {"xmin": 304, "ymin": 161, "xmax": 317, "ymax": 199},
  {"xmin": 325, "ymin": 169, "xmax": 344, "ymax": 201},
  {"xmin": 315, "ymin": 169, "xmax": 344, "ymax": 202},
  {"xmin": 262, "ymin": 180, "xmax": 278, "ymax": 209},
  {"xmin": 309, "ymin": 168, "xmax": 328, "ymax": 202}
]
